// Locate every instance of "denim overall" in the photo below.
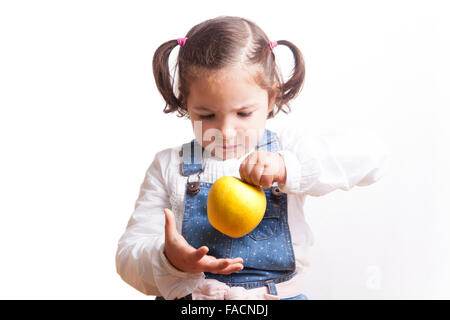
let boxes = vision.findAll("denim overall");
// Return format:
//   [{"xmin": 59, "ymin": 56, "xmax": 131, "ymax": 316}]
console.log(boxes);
[{"xmin": 180, "ymin": 129, "xmax": 297, "ymax": 296}]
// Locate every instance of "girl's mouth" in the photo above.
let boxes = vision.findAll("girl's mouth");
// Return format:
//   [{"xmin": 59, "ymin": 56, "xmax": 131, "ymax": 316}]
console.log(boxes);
[{"xmin": 221, "ymin": 144, "xmax": 238, "ymax": 150}]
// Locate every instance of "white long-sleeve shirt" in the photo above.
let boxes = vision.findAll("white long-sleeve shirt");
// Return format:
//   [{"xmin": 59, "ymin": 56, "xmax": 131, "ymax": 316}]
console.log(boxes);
[{"xmin": 115, "ymin": 126, "xmax": 390, "ymax": 299}]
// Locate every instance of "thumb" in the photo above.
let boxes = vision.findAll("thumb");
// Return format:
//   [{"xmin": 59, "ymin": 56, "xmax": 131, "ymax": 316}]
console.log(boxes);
[
  {"xmin": 164, "ymin": 208, "xmax": 177, "ymax": 239},
  {"xmin": 193, "ymin": 246, "xmax": 209, "ymax": 261}
]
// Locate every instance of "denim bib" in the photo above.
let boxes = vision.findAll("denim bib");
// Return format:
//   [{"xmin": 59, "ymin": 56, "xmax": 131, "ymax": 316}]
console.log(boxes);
[{"xmin": 180, "ymin": 130, "xmax": 296, "ymax": 293}]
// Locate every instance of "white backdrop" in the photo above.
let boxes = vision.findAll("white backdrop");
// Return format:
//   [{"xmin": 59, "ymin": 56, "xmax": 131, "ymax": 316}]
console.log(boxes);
[{"xmin": 1, "ymin": 0, "xmax": 449, "ymax": 299}]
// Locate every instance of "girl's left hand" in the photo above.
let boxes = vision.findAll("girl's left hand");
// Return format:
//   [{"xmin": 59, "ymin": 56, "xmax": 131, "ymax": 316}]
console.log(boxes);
[{"xmin": 239, "ymin": 151, "xmax": 287, "ymax": 188}]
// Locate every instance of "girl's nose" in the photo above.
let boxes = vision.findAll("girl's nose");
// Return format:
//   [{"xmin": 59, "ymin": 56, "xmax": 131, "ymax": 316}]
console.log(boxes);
[{"xmin": 219, "ymin": 126, "xmax": 237, "ymax": 143}]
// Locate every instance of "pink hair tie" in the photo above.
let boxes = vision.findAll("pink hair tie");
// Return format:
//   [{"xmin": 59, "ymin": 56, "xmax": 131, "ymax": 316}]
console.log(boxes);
[
  {"xmin": 269, "ymin": 41, "xmax": 278, "ymax": 50},
  {"xmin": 177, "ymin": 37, "xmax": 188, "ymax": 47}
]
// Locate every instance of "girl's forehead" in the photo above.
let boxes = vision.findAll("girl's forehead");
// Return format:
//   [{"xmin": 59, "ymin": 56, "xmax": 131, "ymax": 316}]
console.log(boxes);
[
  {"xmin": 196, "ymin": 65, "xmax": 262, "ymax": 85},
  {"xmin": 187, "ymin": 66, "xmax": 269, "ymax": 108},
  {"xmin": 190, "ymin": 70, "xmax": 264, "ymax": 100}
]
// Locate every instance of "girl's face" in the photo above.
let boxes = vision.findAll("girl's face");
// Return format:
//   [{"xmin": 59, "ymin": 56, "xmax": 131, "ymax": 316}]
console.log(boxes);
[{"xmin": 186, "ymin": 67, "xmax": 276, "ymax": 160}]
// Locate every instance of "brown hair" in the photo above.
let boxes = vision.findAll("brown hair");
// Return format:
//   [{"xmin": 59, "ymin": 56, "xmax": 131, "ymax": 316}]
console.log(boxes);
[{"xmin": 152, "ymin": 16, "xmax": 305, "ymax": 118}]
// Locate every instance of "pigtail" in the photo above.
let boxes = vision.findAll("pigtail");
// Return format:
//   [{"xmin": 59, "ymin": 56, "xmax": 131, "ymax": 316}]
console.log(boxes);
[
  {"xmin": 274, "ymin": 40, "xmax": 305, "ymax": 109},
  {"xmin": 152, "ymin": 39, "xmax": 186, "ymax": 117}
]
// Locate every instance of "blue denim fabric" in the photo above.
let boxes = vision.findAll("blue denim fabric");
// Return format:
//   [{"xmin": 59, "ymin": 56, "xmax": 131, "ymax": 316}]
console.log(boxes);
[
  {"xmin": 281, "ymin": 294, "xmax": 308, "ymax": 300},
  {"xmin": 180, "ymin": 130, "xmax": 296, "ymax": 293}
]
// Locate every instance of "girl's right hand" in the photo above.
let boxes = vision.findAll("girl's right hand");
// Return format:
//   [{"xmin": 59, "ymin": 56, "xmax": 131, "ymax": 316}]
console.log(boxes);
[{"xmin": 163, "ymin": 208, "xmax": 244, "ymax": 274}]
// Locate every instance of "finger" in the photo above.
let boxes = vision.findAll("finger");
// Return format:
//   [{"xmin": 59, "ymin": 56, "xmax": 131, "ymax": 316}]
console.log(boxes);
[
  {"xmin": 201, "ymin": 257, "xmax": 244, "ymax": 274},
  {"xmin": 250, "ymin": 163, "xmax": 265, "ymax": 186},
  {"xmin": 260, "ymin": 175, "xmax": 273, "ymax": 189},
  {"xmin": 248, "ymin": 152, "xmax": 267, "ymax": 186},
  {"xmin": 260, "ymin": 168, "xmax": 274, "ymax": 189},
  {"xmin": 200, "ymin": 257, "xmax": 230, "ymax": 273},
  {"xmin": 240, "ymin": 152, "xmax": 257, "ymax": 183},
  {"xmin": 213, "ymin": 258, "xmax": 231, "ymax": 270},
  {"xmin": 242, "ymin": 161, "xmax": 259, "ymax": 186},
  {"xmin": 239, "ymin": 158, "xmax": 250, "ymax": 182},
  {"xmin": 216, "ymin": 262, "xmax": 244, "ymax": 275},
  {"xmin": 239, "ymin": 159, "xmax": 247, "ymax": 180},
  {"xmin": 215, "ymin": 257, "xmax": 243, "ymax": 266},
  {"xmin": 228, "ymin": 257, "xmax": 244, "ymax": 264}
]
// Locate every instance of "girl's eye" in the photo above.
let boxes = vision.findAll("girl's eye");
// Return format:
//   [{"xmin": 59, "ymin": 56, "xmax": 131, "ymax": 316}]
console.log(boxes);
[
  {"xmin": 238, "ymin": 112, "xmax": 253, "ymax": 117},
  {"xmin": 199, "ymin": 114, "xmax": 214, "ymax": 119}
]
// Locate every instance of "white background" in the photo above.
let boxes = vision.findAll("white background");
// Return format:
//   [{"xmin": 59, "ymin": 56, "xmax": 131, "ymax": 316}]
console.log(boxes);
[{"xmin": 0, "ymin": 0, "xmax": 449, "ymax": 299}]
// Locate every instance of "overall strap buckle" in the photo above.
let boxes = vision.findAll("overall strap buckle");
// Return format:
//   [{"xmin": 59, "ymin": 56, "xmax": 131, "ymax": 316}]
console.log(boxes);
[{"xmin": 180, "ymin": 139, "xmax": 204, "ymax": 196}]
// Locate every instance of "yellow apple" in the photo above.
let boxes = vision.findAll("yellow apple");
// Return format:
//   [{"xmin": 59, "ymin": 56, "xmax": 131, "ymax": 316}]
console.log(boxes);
[{"xmin": 207, "ymin": 176, "xmax": 267, "ymax": 238}]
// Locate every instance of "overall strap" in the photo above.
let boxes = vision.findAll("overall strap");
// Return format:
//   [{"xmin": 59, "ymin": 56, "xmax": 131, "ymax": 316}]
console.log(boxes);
[
  {"xmin": 255, "ymin": 129, "xmax": 280, "ymax": 153},
  {"xmin": 180, "ymin": 139, "xmax": 204, "ymax": 176}
]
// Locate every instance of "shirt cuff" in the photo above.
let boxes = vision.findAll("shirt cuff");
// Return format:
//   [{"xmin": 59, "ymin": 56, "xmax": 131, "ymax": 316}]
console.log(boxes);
[
  {"xmin": 277, "ymin": 150, "xmax": 302, "ymax": 194},
  {"xmin": 155, "ymin": 242, "xmax": 205, "ymax": 299},
  {"xmin": 159, "ymin": 244, "xmax": 204, "ymax": 279}
]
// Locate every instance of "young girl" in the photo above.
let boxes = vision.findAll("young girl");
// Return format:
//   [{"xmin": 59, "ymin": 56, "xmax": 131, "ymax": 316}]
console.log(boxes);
[{"xmin": 116, "ymin": 16, "xmax": 389, "ymax": 300}]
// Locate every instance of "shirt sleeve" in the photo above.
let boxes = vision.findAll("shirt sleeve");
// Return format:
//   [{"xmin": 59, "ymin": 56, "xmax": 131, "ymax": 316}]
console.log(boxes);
[
  {"xmin": 115, "ymin": 148, "xmax": 204, "ymax": 299},
  {"xmin": 276, "ymin": 126, "xmax": 390, "ymax": 196}
]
